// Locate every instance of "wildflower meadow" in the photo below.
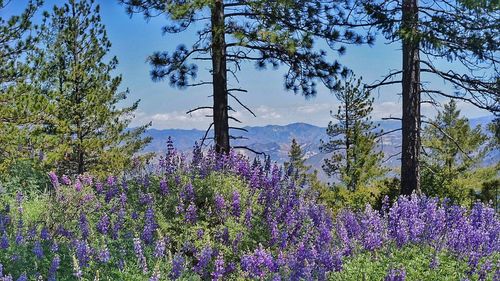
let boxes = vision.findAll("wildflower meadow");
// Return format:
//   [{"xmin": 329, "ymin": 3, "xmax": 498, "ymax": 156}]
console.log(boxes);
[{"xmin": 0, "ymin": 142, "xmax": 498, "ymax": 280}]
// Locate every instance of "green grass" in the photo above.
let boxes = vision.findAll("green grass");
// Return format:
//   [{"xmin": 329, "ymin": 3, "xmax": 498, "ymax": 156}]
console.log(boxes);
[{"xmin": 328, "ymin": 245, "xmax": 497, "ymax": 280}]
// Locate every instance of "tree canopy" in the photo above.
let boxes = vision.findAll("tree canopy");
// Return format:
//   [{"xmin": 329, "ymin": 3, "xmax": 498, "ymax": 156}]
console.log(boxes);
[
  {"xmin": 34, "ymin": 0, "xmax": 151, "ymax": 175},
  {"xmin": 119, "ymin": 0, "xmax": 372, "ymax": 153}
]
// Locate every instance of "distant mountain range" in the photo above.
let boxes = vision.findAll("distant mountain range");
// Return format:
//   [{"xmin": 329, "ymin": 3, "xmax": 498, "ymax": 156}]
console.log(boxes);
[{"xmin": 142, "ymin": 116, "xmax": 498, "ymax": 181}]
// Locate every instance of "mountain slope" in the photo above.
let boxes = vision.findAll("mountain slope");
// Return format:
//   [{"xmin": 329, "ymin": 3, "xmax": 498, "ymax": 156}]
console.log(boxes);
[{"xmin": 142, "ymin": 117, "xmax": 498, "ymax": 181}]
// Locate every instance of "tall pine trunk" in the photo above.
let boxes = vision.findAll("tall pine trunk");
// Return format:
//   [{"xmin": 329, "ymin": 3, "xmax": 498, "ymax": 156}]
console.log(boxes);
[
  {"xmin": 211, "ymin": 0, "xmax": 230, "ymax": 153},
  {"xmin": 400, "ymin": 0, "xmax": 421, "ymax": 195}
]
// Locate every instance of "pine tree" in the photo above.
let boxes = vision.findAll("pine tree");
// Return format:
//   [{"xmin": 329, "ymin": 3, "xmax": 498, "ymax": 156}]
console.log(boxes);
[
  {"xmin": 37, "ymin": 0, "xmax": 151, "ymax": 176},
  {"xmin": 421, "ymin": 99, "xmax": 490, "ymax": 202},
  {"xmin": 488, "ymin": 117, "xmax": 500, "ymax": 150},
  {"xmin": 338, "ymin": 0, "xmax": 499, "ymax": 194},
  {"xmin": 0, "ymin": 0, "xmax": 41, "ymax": 83},
  {"xmin": 284, "ymin": 138, "xmax": 309, "ymax": 173},
  {"xmin": 119, "ymin": 0, "xmax": 372, "ymax": 153},
  {"xmin": 320, "ymin": 77, "xmax": 384, "ymax": 191},
  {"xmin": 284, "ymin": 138, "xmax": 326, "ymax": 193},
  {"xmin": 0, "ymin": 0, "xmax": 48, "ymax": 170}
]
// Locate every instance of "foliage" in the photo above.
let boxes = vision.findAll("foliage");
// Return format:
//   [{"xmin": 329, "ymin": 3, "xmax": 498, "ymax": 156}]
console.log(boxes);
[
  {"xmin": 315, "ymin": 177, "xmax": 400, "ymax": 213},
  {"xmin": 331, "ymin": 245, "xmax": 497, "ymax": 281},
  {"xmin": 339, "ymin": 0, "xmax": 499, "ymax": 194},
  {"xmin": 0, "ymin": 0, "xmax": 49, "ymax": 172},
  {"xmin": 33, "ymin": 0, "xmax": 151, "ymax": 176},
  {"xmin": 0, "ymin": 147, "xmax": 498, "ymax": 280},
  {"xmin": 488, "ymin": 117, "xmax": 500, "ymax": 150},
  {"xmin": 351, "ymin": 0, "xmax": 500, "ymax": 110},
  {"xmin": 479, "ymin": 178, "xmax": 499, "ymax": 212},
  {"xmin": 284, "ymin": 138, "xmax": 321, "ymax": 188},
  {"xmin": 118, "ymin": 0, "xmax": 372, "ymax": 152},
  {"xmin": 0, "ymin": 159, "xmax": 51, "ymax": 196},
  {"xmin": 421, "ymin": 100, "xmax": 494, "ymax": 205},
  {"xmin": 284, "ymin": 139, "xmax": 309, "ymax": 173},
  {"xmin": 320, "ymin": 76, "xmax": 386, "ymax": 191}
]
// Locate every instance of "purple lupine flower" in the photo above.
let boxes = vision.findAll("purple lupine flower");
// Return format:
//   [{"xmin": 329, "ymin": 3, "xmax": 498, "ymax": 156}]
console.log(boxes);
[
  {"xmin": 360, "ymin": 204, "xmax": 385, "ymax": 251},
  {"xmin": 231, "ymin": 191, "xmax": 241, "ymax": 218},
  {"xmin": 245, "ymin": 208, "xmax": 252, "ymax": 228},
  {"xmin": 1, "ymin": 232, "xmax": 8, "ymax": 249},
  {"xmin": 143, "ymin": 174, "xmax": 151, "ymax": 189},
  {"xmin": 33, "ymin": 240, "xmax": 44, "ymax": 259},
  {"xmin": 0, "ymin": 215, "xmax": 6, "ymax": 233},
  {"xmin": 214, "ymin": 194, "xmax": 225, "ymax": 214},
  {"xmin": 112, "ymin": 208, "xmax": 125, "ymax": 240},
  {"xmin": 182, "ymin": 241, "xmax": 195, "ymax": 255},
  {"xmin": 40, "ymin": 227, "xmax": 49, "ymax": 240},
  {"xmin": 16, "ymin": 273, "xmax": 27, "ymax": 281},
  {"xmin": 194, "ymin": 246, "xmax": 213, "ymax": 275},
  {"xmin": 233, "ymin": 232, "xmax": 243, "ymax": 253},
  {"xmin": 51, "ymin": 242, "xmax": 59, "ymax": 253},
  {"xmin": 212, "ymin": 253, "xmax": 225, "ymax": 280},
  {"xmin": 79, "ymin": 174, "xmax": 93, "ymax": 186},
  {"xmin": 153, "ymin": 237, "xmax": 166, "ymax": 258},
  {"xmin": 97, "ymin": 244, "xmax": 111, "ymax": 263},
  {"xmin": 197, "ymin": 229, "xmax": 204, "ymax": 239},
  {"xmin": 107, "ymin": 176, "xmax": 116, "ymax": 186},
  {"xmin": 131, "ymin": 211, "xmax": 139, "ymax": 220},
  {"xmin": 15, "ymin": 192, "xmax": 23, "ymax": 206},
  {"xmin": 142, "ymin": 207, "xmax": 157, "ymax": 244},
  {"xmin": 105, "ymin": 185, "xmax": 119, "ymax": 203},
  {"xmin": 74, "ymin": 179, "xmax": 83, "ymax": 192},
  {"xmin": 182, "ymin": 183, "xmax": 195, "ymax": 202},
  {"xmin": 27, "ymin": 226, "xmax": 36, "ymax": 240},
  {"xmin": 140, "ymin": 193, "xmax": 154, "ymax": 205},
  {"xmin": 478, "ymin": 259, "xmax": 491, "ymax": 281},
  {"xmin": 241, "ymin": 246, "xmax": 276, "ymax": 278},
  {"xmin": 384, "ymin": 268, "xmax": 406, "ymax": 281},
  {"xmin": 95, "ymin": 182, "xmax": 104, "ymax": 193},
  {"xmin": 170, "ymin": 254, "xmax": 184, "ymax": 280},
  {"xmin": 96, "ymin": 214, "xmax": 110, "ymax": 235},
  {"xmin": 48, "ymin": 172, "xmax": 59, "ymax": 188},
  {"xmin": 160, "ymin": 179, "xmax": 169, "ymax": 195},
  {"xmin": 216, "ymin": 227, "xmax": 229, "ymax": 245},
  {"xmin": 74, "ymin": 240, "xmax": 90, "ymax": 267},
  {"xmin": 79, "ymin": 213, "xmax": 90, "ymax": 240},
  {"xmin": 61, "ymin": 175, "xmax": 71, "ymax": 185},
  {"xmin": 15, "ymin": 228, "xmax": 23, "ymax": 245},
  {"xmin": 185, "ymin": 202, "xmax": 198, "ymax": 224},
  {"xmin": 133, "ymin": 238, "xmax": 148, "ymax": 273},
  {"xmin": 48, "ymin": 255, "xmax": 60, "ymax": 281}
]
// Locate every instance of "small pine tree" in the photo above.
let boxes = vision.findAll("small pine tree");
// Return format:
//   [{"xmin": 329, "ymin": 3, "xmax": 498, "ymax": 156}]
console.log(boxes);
[
  {"xmin": 320, "ymin": 77, "xmax": 385, "ymax": 191},
  {"xmin": 37, "ymin": 0, "xmax": 151, "ymax": 176},
  {"xmin": 285, "ymin": 138, "xmax": 325, "ymax": 192},
  {"xmin": 488, "ymin": 117, "xmax": 500, "ymax": 150},
  {"xmin": 421, "ymin": 99, "xmax": 490, "ymax": 202},
  {"xmin": 284, "ymin": 139, "xmax": 309, "ymax": 173}
]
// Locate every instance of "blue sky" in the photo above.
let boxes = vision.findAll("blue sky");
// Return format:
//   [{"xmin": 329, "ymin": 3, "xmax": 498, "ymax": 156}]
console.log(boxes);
[{"xmin": 3, "ymin": 0, "xmax": 493, "ymax": 129}]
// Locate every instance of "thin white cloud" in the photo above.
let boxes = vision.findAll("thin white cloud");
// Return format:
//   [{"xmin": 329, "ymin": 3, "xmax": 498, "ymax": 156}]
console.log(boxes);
[
  {"xmin": 372, "ymin": 101, "xmax": 401, "ymax": 119},
  {"xmin": 296, "ymin": 103, "xmax": 331, "ymax": 114},
  {"xmin": 130, "ymin": 98, "xmax": 493, "ymax": 130},
  {"xmin": 254, "ymin": 105, "xmax": 282, "ymax": 119}
]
